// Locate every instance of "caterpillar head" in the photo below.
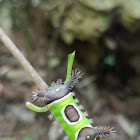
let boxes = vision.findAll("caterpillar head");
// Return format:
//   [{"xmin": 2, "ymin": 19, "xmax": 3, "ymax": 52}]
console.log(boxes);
[
  {"xmin": 32, "ymin": 80, "xmax": 67, "ymax": 102},
  {"xmin": 32, "ymin": 69, "xmax": 83, "ymax": 102}
]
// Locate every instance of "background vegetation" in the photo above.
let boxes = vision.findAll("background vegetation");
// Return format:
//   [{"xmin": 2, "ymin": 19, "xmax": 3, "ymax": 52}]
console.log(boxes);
[{"xmin": 0, "ymin": 0, "xmax": 140, "ymax": 140}]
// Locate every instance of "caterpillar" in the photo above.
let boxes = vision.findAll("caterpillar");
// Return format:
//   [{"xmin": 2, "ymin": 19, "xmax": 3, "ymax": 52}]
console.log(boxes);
[{"xmin": 32, "ymin": 69, "xmax": 116, "ymax": 140}]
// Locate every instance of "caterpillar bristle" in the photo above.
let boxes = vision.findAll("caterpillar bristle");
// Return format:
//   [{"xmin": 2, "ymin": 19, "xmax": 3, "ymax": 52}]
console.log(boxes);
[
  {"xmin": 32, "ymin": 88, "xmax": 53, "ymax": 102},
  {"xmin": 75, "ymin": 98, "xmax": 79, "ymax": 103},
  {"xmin": 79, "ymin": 105, "xmax": 84, "ymax": 110},
  {"xmin": 84, "ymin": 111, "xmax": 89, "ymax": 117},
  {"xmin": 34, "ymin": 87, "xmax": 47, "ymax": 93},
  {"xmin": 51, "ymin": 79, "xmax": 63, "ymax": 86},
  {"xmin": 32, "ymin": 94, "xmax": 51, "ymax": 102},
  {"xmin": 51, "ymin": 81, "xmax": 56, "ymax": 86},
  {"xmin": 63, "ymin": 136, "xmax": 69, "ymax": 140},
  {"xmin": 56, "ymin": 79, "xmax": 63, "ymax": 84},
  {"xmin": 32, "ymin": 92, "xmax": 38, "ymax": 101},
  {"xmin": 48, "ymin": 114, "xmax": 53, "ymax": 120},
  {"xmin": 52, "ymin": 121, "xmax": 58, "ymax": 126},
  {"xmin": 89, "ymin": 119, "xmax": 93, "ymax": 124},
  {"xmin": 93, "ymin": 126, "xmax": 117, "ymax": 139},
  {"xmin": 71, "ymin": 92, "xmax": 75, "ymax": 96},
  {"xmin": 58, "ymin": 128, "xmax": 63, "ymax": 134},
  {"xmin": 67, "ymin": 69, "xmax": 84, "ymax": 90}
]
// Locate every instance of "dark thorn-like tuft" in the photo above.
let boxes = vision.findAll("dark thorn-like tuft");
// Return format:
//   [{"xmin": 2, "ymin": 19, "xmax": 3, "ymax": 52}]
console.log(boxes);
[
  {"xmin": 32, "ymin": 88, "xmax": 52, "ymax": 102},
  {"xmin": 93, "ymin": 126, "xmax": 117, "ymax": 139},
  {"xmin": 66, "ymin": 69, "xmax": 84, "ymax": 90}
]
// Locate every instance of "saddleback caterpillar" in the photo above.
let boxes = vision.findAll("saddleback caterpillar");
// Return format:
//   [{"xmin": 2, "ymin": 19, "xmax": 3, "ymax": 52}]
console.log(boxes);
[{"xmin": 31, "ymin": 69, "xmax": 116, "ymax": 140}]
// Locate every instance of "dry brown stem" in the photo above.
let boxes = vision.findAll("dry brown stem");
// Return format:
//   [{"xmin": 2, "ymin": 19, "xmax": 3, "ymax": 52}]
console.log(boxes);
[{"xmin": 0, "ymin": 27, "xmax": 48, "ymax": 89}]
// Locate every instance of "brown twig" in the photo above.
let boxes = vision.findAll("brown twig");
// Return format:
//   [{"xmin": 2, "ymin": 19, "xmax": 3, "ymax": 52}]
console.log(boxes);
[{"xmin": 0, "ymin": 27, "xmax": 48, "ymax": 89}]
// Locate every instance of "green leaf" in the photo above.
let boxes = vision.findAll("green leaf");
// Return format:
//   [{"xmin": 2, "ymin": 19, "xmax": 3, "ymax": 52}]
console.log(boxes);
[
  {"xmin": 21, "ymin": 135, "xmax": 32, "ymax": 140},
  {"xmin": 65, "ymin": 51, "xmax": 75, "ymax": 82},
  {"xmin": 4, "ymin": 138, "xmax": 16, "ymax": 140}
]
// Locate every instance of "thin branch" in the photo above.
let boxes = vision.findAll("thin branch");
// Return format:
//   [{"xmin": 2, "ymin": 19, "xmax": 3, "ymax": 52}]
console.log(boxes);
[{"xmin": 0, "ymin": 27, "xmax": 48, "ymax": 89}]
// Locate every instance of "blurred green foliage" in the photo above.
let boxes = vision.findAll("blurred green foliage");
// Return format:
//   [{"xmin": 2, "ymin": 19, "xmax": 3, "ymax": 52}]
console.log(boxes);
[{"xmin": 3, "ymin": 135, "xmax": 32, "ymax": 140}]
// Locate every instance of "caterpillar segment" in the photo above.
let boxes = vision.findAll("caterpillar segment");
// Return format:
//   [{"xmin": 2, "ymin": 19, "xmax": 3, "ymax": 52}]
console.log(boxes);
[{"xmin": 32, "ymin": 69, "xmax": 116, "ymax": 140}]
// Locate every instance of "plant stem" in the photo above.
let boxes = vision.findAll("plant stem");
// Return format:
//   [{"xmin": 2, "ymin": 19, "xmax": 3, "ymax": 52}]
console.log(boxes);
[{"xmin": 0, "ymin": 27, "xmax": 48, "ymax": 89}]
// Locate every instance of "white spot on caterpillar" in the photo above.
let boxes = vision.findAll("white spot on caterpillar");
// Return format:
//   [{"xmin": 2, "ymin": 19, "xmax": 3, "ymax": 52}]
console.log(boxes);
[
  {"xmin": 48, "ymin": 114, "xmax": 53, "ymax": 120},
  {"xmin": 84, "ymin": 111, "xmax": 89, "ymax": 117},
  {"xmin": 75, "ymin": 98, "xmax": 79, "ymax": 103},
  {"xmin": 87, "ymin": 135, "xmax": 90, "ymax": 139},
  {"xmin": 79, "ymin": 105, "xmax": 84, "ymax": 110}
]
